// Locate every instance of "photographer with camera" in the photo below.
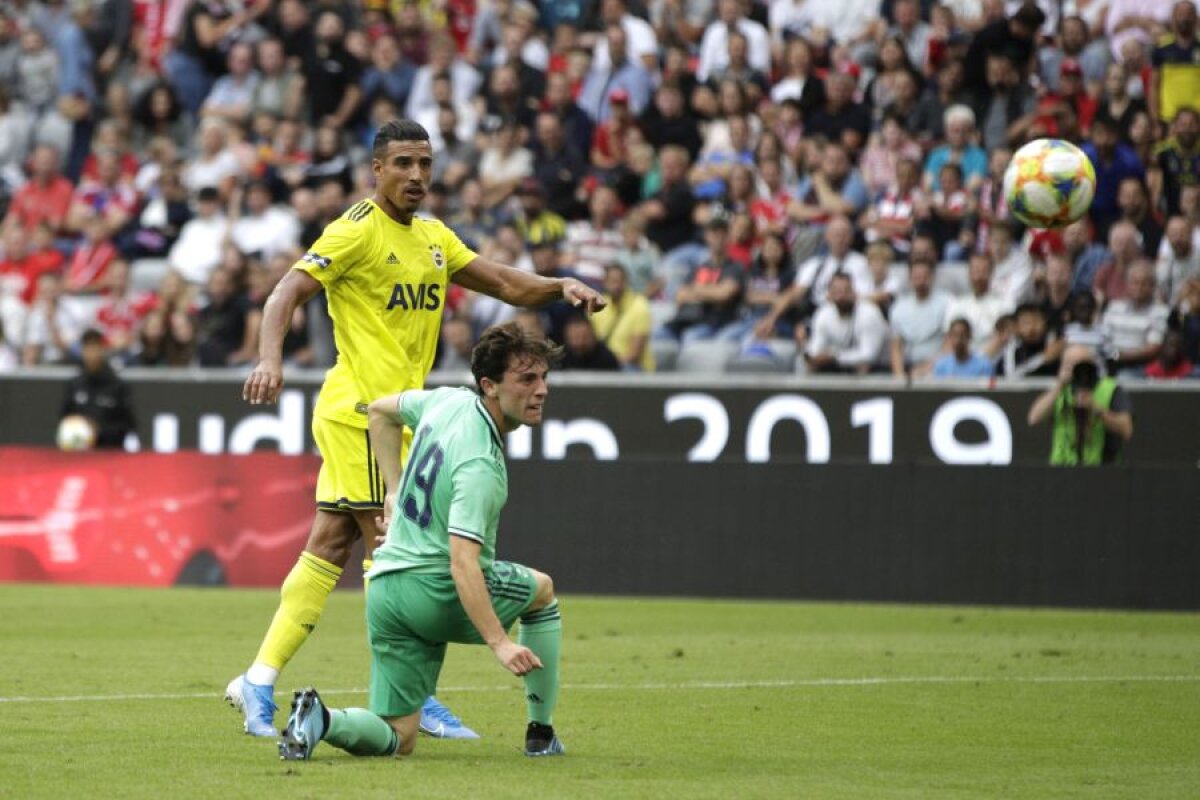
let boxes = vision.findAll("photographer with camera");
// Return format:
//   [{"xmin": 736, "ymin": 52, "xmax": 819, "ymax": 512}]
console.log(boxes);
[{"xmin": 1027, "ymin": 344, "xmax": 1134, "ymax": 465}]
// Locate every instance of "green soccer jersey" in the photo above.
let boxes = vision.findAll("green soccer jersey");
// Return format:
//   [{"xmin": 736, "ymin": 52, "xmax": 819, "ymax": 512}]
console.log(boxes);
[{"xmin": 367, "ymin": 387, "xmax": 508, "ymax": 578}]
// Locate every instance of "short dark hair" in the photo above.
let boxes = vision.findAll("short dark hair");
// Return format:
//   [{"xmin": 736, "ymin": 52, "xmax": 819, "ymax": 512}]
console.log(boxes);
[
  {"xmin": 470, "ymin": 322, "xmax": 563, "ymax": 392},
  {"xmin": 372, "ymin": 119, "xmax": 431, "ymax": 160},
  {"xmin": 948, "ymin": 317, "xmax": 973, "ymax": 337},
  {"xmin": 1014, "ymin": 301, "xmax": 1045, "ymax": 318},
  {"xmin": 81, "ymin": 328, "xmax": 106, "ymax": 347}
]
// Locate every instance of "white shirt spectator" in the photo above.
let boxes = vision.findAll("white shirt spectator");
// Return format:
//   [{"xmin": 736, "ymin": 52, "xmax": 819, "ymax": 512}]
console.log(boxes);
[
  {"xmin": 794, "ymin": 251, "xmax": 873, "ymax": 304},
  {"xmin": 806, "ymin": 0, "xmax": 882, "ymax": 47},
  {"xmin": 21, "ymin": 298, "xmax": 86, "ymax": 364},
  {"xmin": 405, "ymin": 60, "xmax": 483, "ymax": 121},
  {"xmin": 807, "ymin": 299, "xmax": 890, "ymax": 369},
  {"xmin": 944, "ymin": 292, "xmax": 1011, "ymax": 348},
  {"xmin": 769, "ymin": 0, "xmax": 817, "ymax": 45},
  {"xmin": 1101, "ymin": 298, "xmax": 1170, "ymax": 352},
  {"xmin": 1156, "ymin": 236, "xmax": 1200, "ymax": 305},
  {"xmin": 1105, "ymin": 0, "xmax": 1175, "ymax": 61},
  {"xmin": 231, "ymin": 205, "xmax": 301, "ymax": 260},
  {"xmin": 477, "ymin": 146, "xmax": 533, "ymax": 186},
  {"xmin": 169, "ymin": 213, "xmax": 229, "ymax": 286},
  {"xmin": 991, "ymin": 249, "xmax": 1035, "ymax": 308},
  {"xmin": 697, "ymin": 17, "xmax": 771, "ymax": 82},
  {"xmin": 891, "ymin": 289, "xmax": 952, "ymax": 364},
  {"xmin": 591, "ymin": 13, "xmax": 660, "ymax": 73},
  {"xmin": 184, "ymin": 150, "xmax": 241, "ymax": 193}
]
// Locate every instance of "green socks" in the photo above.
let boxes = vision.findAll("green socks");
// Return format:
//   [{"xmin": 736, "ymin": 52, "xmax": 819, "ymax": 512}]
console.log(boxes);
[
  {"xmin": 518, "ymin": 601, "xmax": 562, "ymax": 726},
  {"xmin": 325, "ymin": 708, "xmax": 400, "ymax": 756}
]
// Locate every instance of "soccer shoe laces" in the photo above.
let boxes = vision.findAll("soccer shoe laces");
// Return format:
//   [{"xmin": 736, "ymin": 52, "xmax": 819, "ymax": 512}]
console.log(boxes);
[{"xmin": 423, "ymin": 699, "xmax": 464, "ymax": 726}]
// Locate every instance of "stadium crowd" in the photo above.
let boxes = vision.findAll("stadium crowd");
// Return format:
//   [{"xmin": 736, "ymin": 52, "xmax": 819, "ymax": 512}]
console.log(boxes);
[{"xmin": 0, "ymin": 0, "xmax": 1198, "ymax": 379}]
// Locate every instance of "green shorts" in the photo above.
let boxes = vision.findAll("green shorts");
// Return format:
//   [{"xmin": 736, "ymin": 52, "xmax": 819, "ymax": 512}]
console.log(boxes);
[{"xmin": 365, "ymin": 561, "xmax": 538, "ymax": 717}]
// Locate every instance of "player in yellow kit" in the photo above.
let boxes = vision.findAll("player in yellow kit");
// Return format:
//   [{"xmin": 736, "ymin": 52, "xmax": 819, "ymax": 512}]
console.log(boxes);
[{"xmin": 225, "ymin": 119, "xmax": 604, "ymax": 738}]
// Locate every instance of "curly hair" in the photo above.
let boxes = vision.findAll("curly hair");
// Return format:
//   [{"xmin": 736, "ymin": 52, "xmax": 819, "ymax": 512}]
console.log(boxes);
[{"xmin": 470, "ymin": 322, "xmax": 563, "ymax": 393}]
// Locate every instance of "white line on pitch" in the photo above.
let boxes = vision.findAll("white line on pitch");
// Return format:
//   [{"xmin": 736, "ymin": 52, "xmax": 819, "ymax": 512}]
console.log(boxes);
[{"xmin": 0, "ymin": 675, "xmax": 1196, "ymax": 704}]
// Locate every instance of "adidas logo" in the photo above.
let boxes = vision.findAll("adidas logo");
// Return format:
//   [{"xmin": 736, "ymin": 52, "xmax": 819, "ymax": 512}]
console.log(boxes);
[{"xmin": 386, "ymin": 252, "xmax": 399, "ymax": 265}]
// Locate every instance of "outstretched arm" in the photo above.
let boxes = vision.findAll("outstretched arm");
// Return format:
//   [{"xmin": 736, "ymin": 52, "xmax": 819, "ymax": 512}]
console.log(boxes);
[
  {"xmin": 452, "ymin": 256, "xmax": 606, "ymax": 313},
  {"xmin": 243, "ymin": 269, "xmax": 323, "ymax": 405}
]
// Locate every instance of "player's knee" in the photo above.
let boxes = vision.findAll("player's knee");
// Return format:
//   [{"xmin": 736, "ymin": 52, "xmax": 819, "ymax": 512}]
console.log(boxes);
[
  {"xmin": 530, "ymin": 570, "xmax": 555, "ymax": 610},
  {"xmin": 305, "ymin": 511, "xmax": 360, "ymax": 566},
  {"xmin": 387, "ymin": 715, "xmax": 419, "ymax": 756}
]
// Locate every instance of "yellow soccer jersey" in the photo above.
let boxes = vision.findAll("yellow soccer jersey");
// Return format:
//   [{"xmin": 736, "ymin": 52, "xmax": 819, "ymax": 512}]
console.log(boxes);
[{"xmin": 296, "ymin": 199, "xmax": 478, "ymax": 428}]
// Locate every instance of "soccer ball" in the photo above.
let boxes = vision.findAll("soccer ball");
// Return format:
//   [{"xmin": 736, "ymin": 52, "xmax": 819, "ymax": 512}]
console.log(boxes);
[
  {"xmin": 1002, "ymin": 139, "xmax": 1096, "ymax": 229},
  {"xmin": 56, "ymin": 415, "xmax": 96, "ymax": 452}
]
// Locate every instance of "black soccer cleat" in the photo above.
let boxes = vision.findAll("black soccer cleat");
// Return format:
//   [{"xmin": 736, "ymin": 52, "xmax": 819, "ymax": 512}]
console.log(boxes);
[{"xmin": 524, "ymin": 722, "xmax": 565, "ymax": 757}]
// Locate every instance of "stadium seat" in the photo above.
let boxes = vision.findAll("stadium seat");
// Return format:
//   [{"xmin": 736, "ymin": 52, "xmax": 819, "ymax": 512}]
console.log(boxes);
[
  {"xmin": 675, "ymin": 340, "xmax": 738, "ymax": 373},
  {"xmin": 725, "ymin": 338, "xmax": 796, "ymax": 374},
  {"xmin": 651, "ymin": 338, "xmax": 679, "ymax": 372},
  {"xmin": 130, "ymin": 258, "xmax": 169, "ymax": 293}
]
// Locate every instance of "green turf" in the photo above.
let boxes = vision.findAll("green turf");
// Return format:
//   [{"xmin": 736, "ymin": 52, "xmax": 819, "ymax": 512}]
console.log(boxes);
[{"xmin": 0, "ymin": 585, "xmax": 1197, "ymax": 799}]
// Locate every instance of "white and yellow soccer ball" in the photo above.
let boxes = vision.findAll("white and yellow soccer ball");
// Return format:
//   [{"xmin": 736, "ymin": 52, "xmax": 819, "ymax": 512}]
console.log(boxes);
[
  {"xmin": 56, "ymin": 414, "xmax": 97, "ymax": 452},
  {"xmin": 1002, "ymin": 138, "xmax": 1096, "ymax": 229}
]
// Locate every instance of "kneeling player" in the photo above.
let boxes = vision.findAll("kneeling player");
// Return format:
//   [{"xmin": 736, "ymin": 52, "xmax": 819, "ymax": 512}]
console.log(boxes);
[{"xmin": 279, "ymin": 323, "xmax": 565, "ymax": 759}]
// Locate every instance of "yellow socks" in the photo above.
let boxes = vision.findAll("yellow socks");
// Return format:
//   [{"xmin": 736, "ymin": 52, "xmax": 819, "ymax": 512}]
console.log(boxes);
[{"xmin": 250, "ymin": 551, "xmax": 342, "ymax": 682}]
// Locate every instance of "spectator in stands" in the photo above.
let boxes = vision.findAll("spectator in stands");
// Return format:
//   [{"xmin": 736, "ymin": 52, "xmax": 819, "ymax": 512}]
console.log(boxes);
[
  {"xmin": 1038, "ymin": 253, "xmax": 1079, "ymax": 334},
  {"xmin": 66, "ymin": 149, "xmax": 139, "ymax": 239},
  {"xmin": 989, "ymin": 222, "xmax": 1035, "ymax": 307},
  {"xmin": 805, "ymin": 272, "xmax": 890, "ymax": 375},
  {"xmin": 1116, "ymin": 176, "xmax": 1163, "ymax": 255},
  {"xmin": 924, "ymin": 104, "xmax": 988, "ymax": 192},
  {"xmin": 184, "ymin": 118, "xmax": 243, "ymax": 196},
  {"xmin": 20, "ymin": 271, "xmax": 85, "ymax": 365},
  {"xmin": 122, "ymin": 162, "xmax": 192, "ymax": 259},
  {"xmin": 201, "ymin": 41, "xmax": 259, "ymax": 124},
  {"xmin": 512, "ymin": 177, "xmax": 567, "ymax": 248},
  {"xmin": 229, "ymin": 180, "xmax": 300, "ymax": 260},
  {"xmin": 965, "ymin": 146, "xmax": 1013, "ymax": 257},
  {"xmin": 725, "ymin": 231, "xmax": 796, "ymax": 344},
  {"xmin": 1144, "ymin": 329, "xmax": 1195, "ymax": 377},
  {"xmin": 65, "ymin": 215, "xmax": 119, "ymax": 294},
  {"xmin": 478, "ymin": 116, "xmax": 533, "ymax": 209},
  {"xmin": 931, "ymin": 318, "xmax": 994, "ymax": 378},
  {"xmin": 1028, "ymin": 345, "xmax": 1134, "ymax": 465},
  {"xmin": 251, "ymin": 37, "xmax": 303, "ymax": 121},
  {"xmin": 1150, "ymin": 1, "xmax": 1200, "ymax": 125},
  {"xmin": 59, "ymin": 328, "xmax": 135, "ymax": 448},
  {"xmin": 195, "ymin": 265, "xmax": 255, "ymax": 367},
  {"xmin": 639, "ymin": 144, "xmax": 698, "ymax": 293},
  {"xmin": 660, "ymin": 217, "xmax": 744, "ymax": 342},
  {"xmin": 769, "ymin": 37, "xmax": 825, "ymax": 117},
  {"xmin": 1156, "ymin": 216, "xmax": 1200, "ymax": 303},
  {"xmin": 405, "ymin": 32, "xmax": 479, "ymax": 122},
  {"xmin": 863, "ymin": 156, "xmax": 924, "ymax": 258},
  {"xmin": 890, "ymin": 258, "xmax": 952, "ymax": 377},
  {"xmin": 614, "ymin": 213, "xmax": 661, "ymax": 299},
  {"xmin": 945, "ymin": 252, "xmax": 1011, "ymax": 352},
  {"xmin": 1084, "ymin": 115, "xmax": 1146, "ymax": 239},
  {"xmin": 1170, "ymin": 275, "xmax": 1200, "ymax": 361},
  {"xmin": 805, "ymin": 71, "xmax": 872, "ymax": 155},
  {"xmin": 561, "ymin": 311, "xmax": 621, "ymax": 370},
  {"xmin": 5, "ymin": 144, "xmax": 74, "ymax": 237},
  {"xmin": 926, "ymin": 161, "xmax": 973, "ymax": 260},
  {"xmin": 565, "ymin": 185, "xmax": 622, "ymax": 283},
  {"xmin": 168, "ymin": 187, "xmax": 227, "ymax": 287},
  {"xmin": 963, "ymin": 2, "xmax": 1045, "ymax": 94},
  {"xmin": 302, "ymin": 11, "xmax": 363, "ymax": 130},
  {"xmin": 863, "ymin": 240, "xmax": 904, "ymax": 316},
  {"xmin": 1102, "ymin": 261, "xmax": 1170, "ymax": 374},
  {"xmin": 1063, "ymin": 217, "xmax": 1111, "ymax": 294},
  {"xmin": 1149, "ymin": 107, "xmax": 1200, "ymax": 218},
  {"xmin": 529, "ymin": 111, "xmax": 587, "ymax": 221},
  {"xmin": 590, "ymin": 262, "xmax": 653, "ymax": 371},
  {"xmin": 640, "ymin": 81, "xmax": 702, "ymax": 162},
  {"xmin": 580, "ymin": 24, "xmax": 653, "ymax": 123},
  {"xmin": 93, "ymin": 259, "xmax": 154, "ymax": 362},
  {"xmin": 860, "ymin": 112, "xmax": 924, "ymax": 198},
  {"xmin": 789, "ymin": 142, "xmax": 871, "ymax": 235},
  {"xmin": 0, "ymin": 222, "xmax": 64, "ymax": 305},
  {"xmin": 1094, "ymin": 221, "xmax": 1143, "ymax": 304},
  {"xmin": 1097, "ymin": 63, "xmax": 1148, "ymax": 145},
  {"xmin": 696, "ymin": 0, "xmax": 770, "ymax": 84},
  {"xmin": 994, "ymin": 302, "xmax": 1064, "ymax": 377}
]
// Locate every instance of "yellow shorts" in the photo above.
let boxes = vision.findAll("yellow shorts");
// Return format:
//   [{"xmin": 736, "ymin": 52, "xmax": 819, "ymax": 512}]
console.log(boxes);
[{"xmin": 313, "ymin": 416, "xmax": 411, "ymax": 512}]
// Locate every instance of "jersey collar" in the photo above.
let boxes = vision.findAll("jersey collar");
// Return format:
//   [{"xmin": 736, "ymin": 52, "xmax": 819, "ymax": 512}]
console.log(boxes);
[{"xmin": 474, "ymin": 396, "xmax": 506, "ymax": 451}]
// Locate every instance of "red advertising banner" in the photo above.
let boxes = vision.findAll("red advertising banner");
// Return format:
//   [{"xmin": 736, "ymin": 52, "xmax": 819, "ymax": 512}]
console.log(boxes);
[{"xmin": 0, "ymin": 447, "xmax": 320, "ymax": 587}]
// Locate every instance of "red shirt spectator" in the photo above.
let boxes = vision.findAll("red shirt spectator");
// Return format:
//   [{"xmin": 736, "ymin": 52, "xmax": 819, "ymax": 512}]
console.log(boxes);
[
  {"xmin": 5, "ymin": 145, "xmax": 75, "ymax": 235},
  {"xmin": 0, "ymin": 225, "xmax": 65, "ymax": 304}
]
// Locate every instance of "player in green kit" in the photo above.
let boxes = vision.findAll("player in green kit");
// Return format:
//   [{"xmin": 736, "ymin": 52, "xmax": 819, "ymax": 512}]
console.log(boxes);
[{"xmin": 278, "ymin": 322, "xmax": 566, "ymax": 760}]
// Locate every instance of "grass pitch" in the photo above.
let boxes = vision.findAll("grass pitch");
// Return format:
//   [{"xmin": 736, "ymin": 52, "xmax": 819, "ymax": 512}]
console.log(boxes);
[{"xmin": 0, "ymin": 585, "xmax": 1197, "ymax": 799}]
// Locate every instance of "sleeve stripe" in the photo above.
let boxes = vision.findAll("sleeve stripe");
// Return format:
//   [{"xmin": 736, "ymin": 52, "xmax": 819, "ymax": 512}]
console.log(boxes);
[{"xmin": 448, "ymin": 528, "xmax": 484, "ymax": 543}]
